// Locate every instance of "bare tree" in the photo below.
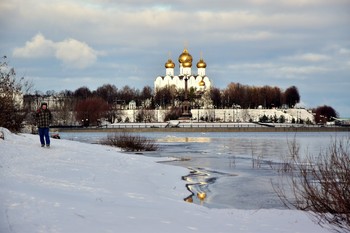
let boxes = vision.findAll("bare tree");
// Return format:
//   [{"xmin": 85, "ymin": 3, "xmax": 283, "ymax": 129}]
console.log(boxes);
[
  {"xmin": 74, "ymin": 86, "xmax": 92, "ymax": 100},
  {"xmin": 140, "ymin": 86, "xmax": 153, "ymax": 102},
  {"xmin": 75, "ymin": 97, "xmax": 109, "ymax": 126},
  {"xmin": 314, "ymin": 105, "xmax": 338, "ymax": 124},
  {"xmin": 118, "ymin": 85, "xmax": 136, "ymax": 105},
  {"xmin": 284, "ymin": 86, "xmax": 300, "ymax": 108},
  {"xmin": 96, "ymin": 84, "xmax": 118, "ymax": 105},
  {"xmin": 0, "ymin": 56, "xmax": 32, "ymax": 132},
  {"xmin": 221, "ymin": 82, "xmax": 284, "ymax": 109},
  {"xmin": 154, "ymin": 85, "xmax": 177, "ymax": 109},
  {"xmin": 210, "ymin": 87, "xmax": 222, "ymax": 108},
  {"xmin": 275, "ymin": 137, "xmax": 350, "ymax": 233}
]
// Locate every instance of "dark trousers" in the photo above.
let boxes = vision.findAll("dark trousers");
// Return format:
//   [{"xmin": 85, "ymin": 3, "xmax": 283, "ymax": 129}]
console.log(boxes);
[{"xmin": 38, "ymin": 127, "xmax": 50, "ymax": 146}]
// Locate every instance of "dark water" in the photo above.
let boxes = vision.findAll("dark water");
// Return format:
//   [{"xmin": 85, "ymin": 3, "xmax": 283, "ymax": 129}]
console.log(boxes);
[{"xmin": 59, "ymin": 131, "xmax": 349, "ymax": 209}]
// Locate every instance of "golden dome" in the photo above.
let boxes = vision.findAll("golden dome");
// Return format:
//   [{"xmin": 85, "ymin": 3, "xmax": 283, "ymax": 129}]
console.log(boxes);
[
  {"xmin": 165, "ymin": 59, "xmax": 175, "ymax": 68},
  {"xmin": 178, "ymin": 48, "xmax": 193, "ymax": 65},
  {"xmin": 199, "ymin": 79, "xmax": 205, "ymax": 87},
  {"xmin": 197, "ymin": 58, "xmax": 207, "ymax": 68},
  {"xmin": 182, "ymin": 62, "xmax": 192, "ymax": 68}
]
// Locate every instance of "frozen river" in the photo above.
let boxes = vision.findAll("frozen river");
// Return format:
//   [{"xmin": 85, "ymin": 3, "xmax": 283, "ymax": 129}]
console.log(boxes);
[{"xmin": 59, "ymin": 131, "xmax": 349, "ymax": 209}]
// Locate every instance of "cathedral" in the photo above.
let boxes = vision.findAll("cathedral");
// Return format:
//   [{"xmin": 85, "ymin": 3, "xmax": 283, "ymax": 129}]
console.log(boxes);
[{"xmin": 154, "ymin": 48, "xmax": 211, "ymax": 92}]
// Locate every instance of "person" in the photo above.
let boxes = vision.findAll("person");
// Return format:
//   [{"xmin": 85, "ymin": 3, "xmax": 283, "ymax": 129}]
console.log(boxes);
[{"xmin": 35, "ymin": 102, "xmax": 52, "ymax": 147}]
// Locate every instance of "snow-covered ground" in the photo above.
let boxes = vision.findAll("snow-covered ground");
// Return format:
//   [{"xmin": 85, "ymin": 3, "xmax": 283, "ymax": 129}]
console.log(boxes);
[{"xmin": 0, "ymin": 128, "xmax": 330, "ymax": 233}]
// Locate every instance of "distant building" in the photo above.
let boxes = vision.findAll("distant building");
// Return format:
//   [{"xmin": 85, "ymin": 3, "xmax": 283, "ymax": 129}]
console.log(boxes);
[
  {"xmin": 128, "ymin": 100, "xmax": 136, "ymax": 110},
  {"xmin": 154, "ymin": 48, "xmax": 211, "ymax": 93}
]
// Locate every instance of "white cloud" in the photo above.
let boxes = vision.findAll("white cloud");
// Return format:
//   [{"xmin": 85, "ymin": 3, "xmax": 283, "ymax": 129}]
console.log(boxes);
[
  {"xmin": 227, "ymin": 62, "xmax": 329, "ymax": 79},
  {"xmin": 13, "ymin": 33, "xmax": 55, "ymax": 58},
  {"xmin": 277, "ymin": 65, "xmax": 329, "ymax": 75},
  {"xmin": 284, "ymin": 53, "xmax": 330, "ymax": 62},
  {"xmin": 228, "ymin": 63, "xmax": 275, "ymax": 70},
  {"xmin": 13, "ymin": 33, "xmax": 97, "ymax": 69},
  {"xmin": 55, "ymin": 38, "xmax": 97, "ymax": 69},
  {"xmin": 247, "ymin": 0, "xmax": 349, "ymax": 8}
]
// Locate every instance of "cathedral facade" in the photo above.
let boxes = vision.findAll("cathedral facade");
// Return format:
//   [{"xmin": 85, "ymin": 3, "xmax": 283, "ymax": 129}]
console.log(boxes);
[{"xmin": 154, "ymin": 48, "xmax": 211, "ymax": 92}]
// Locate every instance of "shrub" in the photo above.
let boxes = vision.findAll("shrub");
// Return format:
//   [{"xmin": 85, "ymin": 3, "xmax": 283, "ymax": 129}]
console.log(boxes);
[
  {"xmin": 102, "ymin": 133, "xmax": 158, "ymax": 152},
  {"xmin": 0, "ymin": 56, "xmax": 32, "ymax": 132},
  {"xmin": 275, "ymin": 137, "xmax": 350, "ymax": 233},
  {"xmin": 259, "ymin": 114, "xmax": 268, "ymax": 123}
]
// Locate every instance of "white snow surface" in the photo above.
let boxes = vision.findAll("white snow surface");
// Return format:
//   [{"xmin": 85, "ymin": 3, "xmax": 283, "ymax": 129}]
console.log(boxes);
[{"xmin": 0, "ymin": 128, "xmax": 330, "ymax": 233}]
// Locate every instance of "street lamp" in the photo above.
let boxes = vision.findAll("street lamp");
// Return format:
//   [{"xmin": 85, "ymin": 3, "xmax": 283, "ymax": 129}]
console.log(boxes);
[
  {"xmin": 232, "ymin": 104, "xmax": 235, "ymax": 122},
  {"xmin": 198, "ymin": 77, "xmax": 206, "ymax": 122},
  {"xmin": 181, "ymin": 75, "xmax": 191, "ymax": 119}
]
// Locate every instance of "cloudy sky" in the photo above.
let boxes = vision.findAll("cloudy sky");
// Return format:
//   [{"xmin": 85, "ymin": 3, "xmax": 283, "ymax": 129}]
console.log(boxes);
[{"xmin": 1, "ymin": 0, "xmax": 349, "ymax": 116}]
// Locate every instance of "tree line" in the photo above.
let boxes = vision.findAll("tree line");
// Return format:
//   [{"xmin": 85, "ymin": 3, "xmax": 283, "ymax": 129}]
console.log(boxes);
[{"xmin": 30, "ymin": 82, "xmax": 301, "ymax": 110}]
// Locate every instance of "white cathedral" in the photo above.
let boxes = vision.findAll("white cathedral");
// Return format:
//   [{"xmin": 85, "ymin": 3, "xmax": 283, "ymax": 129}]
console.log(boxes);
[{"xmin": 154, "ymin": 48, "xmax": 212, "ymax": 92}]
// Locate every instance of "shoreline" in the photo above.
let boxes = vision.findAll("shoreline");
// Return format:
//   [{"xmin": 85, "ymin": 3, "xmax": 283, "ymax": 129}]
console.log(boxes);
[{"xmin": 55, "ymin": 126, "xmax": 350, "ymax": 133}]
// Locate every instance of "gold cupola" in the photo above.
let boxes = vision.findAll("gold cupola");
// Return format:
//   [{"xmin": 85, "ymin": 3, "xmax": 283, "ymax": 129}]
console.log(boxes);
[
  {"xmin": 196, "ymin": 58, "xmax": 207, "ymax": 68},
  {"xmin": 199, "ymin": 79, "xmax": 205, "ymax": 87},
  {"xmin": 165, "ymin": 59, "xmax": 175, "ymax": 68},
  {"xmin": 178, "ymin": 48, "xmax": 193, "ymax": 67},
  {"xmin": 197, "ymin": 58, "xmax": 207, "ymax": 68}
]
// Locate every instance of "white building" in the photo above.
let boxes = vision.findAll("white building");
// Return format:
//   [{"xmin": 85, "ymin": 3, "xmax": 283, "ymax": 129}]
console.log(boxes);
[{"xmin": 154, "ymin": 48, "xmax": 211, "ymax": 93}]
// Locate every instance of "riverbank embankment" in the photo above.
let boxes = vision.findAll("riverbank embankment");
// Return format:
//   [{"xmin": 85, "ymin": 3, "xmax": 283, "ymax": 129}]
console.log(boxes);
[{"xmin": 55, "ymin": 123, "xmax": 350, "ymax": 133}]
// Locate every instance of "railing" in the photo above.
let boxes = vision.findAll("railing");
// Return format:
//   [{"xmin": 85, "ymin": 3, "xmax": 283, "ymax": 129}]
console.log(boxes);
[{"xmin": 100, "ymin": 122, "xmax": 336, "ymax": 129}]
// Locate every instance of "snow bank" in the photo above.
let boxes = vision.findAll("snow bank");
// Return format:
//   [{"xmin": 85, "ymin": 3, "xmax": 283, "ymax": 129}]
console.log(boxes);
[
  {"xmin": 0, "ymin": 128, "xmax": 329, "ymax": 233},
  {"xmin": 0, "ymin": 127, "xmax": 17, "ymax": 141}
]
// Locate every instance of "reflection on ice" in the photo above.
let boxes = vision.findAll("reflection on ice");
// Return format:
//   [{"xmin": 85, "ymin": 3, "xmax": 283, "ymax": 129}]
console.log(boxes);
[
  {"xmin": 157, "ymin": 136, "xmax": 211, "ymax": 143},
  {"xmin": 182, "ymin": 167, "xmax": 238, "ymax": 206},
  {"xmin": 182, "ymin": 168, "xmax": 211, "ymax": 205}
]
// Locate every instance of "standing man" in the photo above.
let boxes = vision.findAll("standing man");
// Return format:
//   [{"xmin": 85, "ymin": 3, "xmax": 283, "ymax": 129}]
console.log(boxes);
[{"xmin": 36, "ymin": 102, "xmax": 52, "ymax": 147}]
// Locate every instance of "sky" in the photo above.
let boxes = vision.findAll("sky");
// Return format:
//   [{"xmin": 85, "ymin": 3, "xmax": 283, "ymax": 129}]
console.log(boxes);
[
  {"xmin": 0, "ymin": 127, "xmax": 331, "ymax": 233},
  {"xmin": 0, "ymin": 0, "xmax": 349, "ymax": 117}
]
